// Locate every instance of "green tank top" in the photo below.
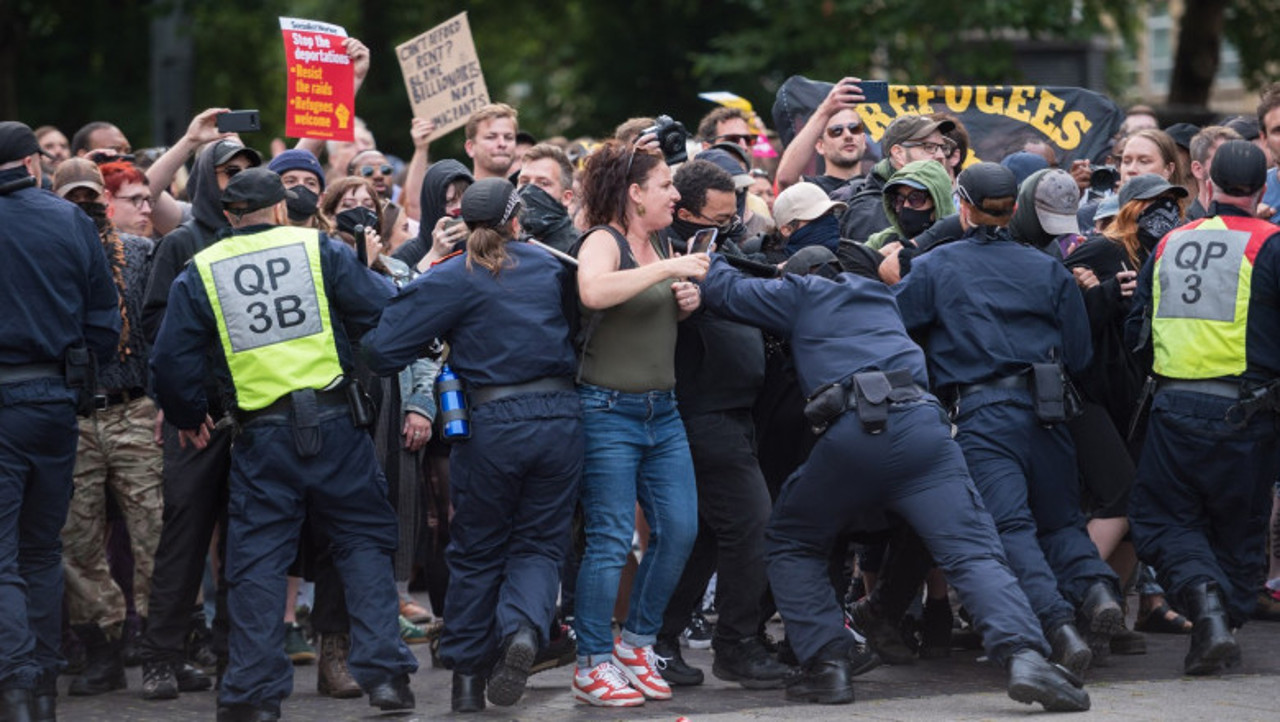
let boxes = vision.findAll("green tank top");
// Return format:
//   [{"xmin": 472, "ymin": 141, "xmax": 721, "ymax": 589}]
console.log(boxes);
[{"xmin": 578, "ymin": 230, "xmax": 679, "ymax": 392}]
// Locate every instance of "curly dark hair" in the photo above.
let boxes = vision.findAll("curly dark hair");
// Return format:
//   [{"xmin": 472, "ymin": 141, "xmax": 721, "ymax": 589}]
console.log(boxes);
[{"xmin": 579, "ymin": 139, "xmax": 663, "ymax": 231}]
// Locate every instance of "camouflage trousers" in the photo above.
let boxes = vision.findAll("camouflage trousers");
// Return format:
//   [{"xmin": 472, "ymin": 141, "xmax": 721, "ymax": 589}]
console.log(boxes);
[{"xmin": 62, "ymin": 394, "xmax": 164, "ymax": 628}]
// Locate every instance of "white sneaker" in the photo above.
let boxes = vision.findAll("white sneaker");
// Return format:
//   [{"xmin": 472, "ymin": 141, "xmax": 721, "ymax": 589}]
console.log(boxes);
[
  {"xmin": 613, "ymin": 641, "xmax": 672, "ymax": 700},
  {"xmin": 572, "ymin": 661, "xmax": 645, "ymax": 707}
]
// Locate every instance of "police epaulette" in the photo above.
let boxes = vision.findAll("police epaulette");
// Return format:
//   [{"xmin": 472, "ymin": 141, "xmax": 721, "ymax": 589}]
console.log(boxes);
[{"xmin": 432, "ymin": 249, "xmax": 465, "ymax": 267}]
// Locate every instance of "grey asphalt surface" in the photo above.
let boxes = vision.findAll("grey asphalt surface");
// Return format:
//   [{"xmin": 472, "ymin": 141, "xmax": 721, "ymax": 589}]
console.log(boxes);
[{"xmin": 54, "ymin": 603, "xmax": 1280, "ymax": 721}]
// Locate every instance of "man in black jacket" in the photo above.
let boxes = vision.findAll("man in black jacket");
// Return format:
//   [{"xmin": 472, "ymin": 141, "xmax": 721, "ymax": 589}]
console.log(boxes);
[
  {"xmin": 137, "ymin": 138, "xmax": 262, "ymax": 701},
  {"xmin": 838, "ymin": 115, "xmax": 953, "ymax": 243},
  {"xmin": 654, "ymin": 159, "xmax": 791, "ymax": 689}
]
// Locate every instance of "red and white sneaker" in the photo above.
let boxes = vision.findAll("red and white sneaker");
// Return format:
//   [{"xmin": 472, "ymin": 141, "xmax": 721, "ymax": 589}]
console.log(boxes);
[
  {"xmin": 572, "ymin": 661, "xmax": 645, "ymax": 707},
  {"xmin": 612, "ymin": 641, "xmax": 672, "ymax": 700}
]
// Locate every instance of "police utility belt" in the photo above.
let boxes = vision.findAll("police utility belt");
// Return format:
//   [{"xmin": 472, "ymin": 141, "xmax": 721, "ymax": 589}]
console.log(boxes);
[
  {"xmin": 951, "ymin": 364, "xmax": 1082, "ymax": 426},
  {"xmin": 804, "ymin": 369, "xmax": 926, "ymax": 435},
  {"xmin": 0, "ymin": 346, "xmax": 99, "ymax": 418},
  {"xmin": 1157, "ymin": 377, "xmax": 1280, "ymax": 429}
]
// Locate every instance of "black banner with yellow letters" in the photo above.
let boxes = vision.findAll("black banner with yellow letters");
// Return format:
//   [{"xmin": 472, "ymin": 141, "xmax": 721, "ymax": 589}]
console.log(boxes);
[{"xmin": 772, "ymin": 75, "xmax": 1124, "ymax": 166}]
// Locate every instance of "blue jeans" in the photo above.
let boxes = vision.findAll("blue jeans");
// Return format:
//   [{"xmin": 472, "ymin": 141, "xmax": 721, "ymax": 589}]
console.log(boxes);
[{"xmin": 573, "ymin": 385, "xmax": 698, "ymax": 659}]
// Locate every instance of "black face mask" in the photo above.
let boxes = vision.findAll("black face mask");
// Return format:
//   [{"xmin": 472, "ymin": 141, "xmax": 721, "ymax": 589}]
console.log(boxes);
[
  {"xmin": 334, "ymin": 206, "xmax": 379, "ymax": 238},
  {"xmin": 516, "ymin": 184, "xmax": 570, "ymax": 237},
  {"xmin": 1136, "ymin": 197, "xmax": 1180, "ymax": 251},
  {"xmin": 897, "ymin": 207, "xmax": 935, "ymax": 239},
  {"xmin": 285, "ymin": 185, "xmax": 319, "ymax": 222},
  {"xmin": 76, "ymin": 201, "xmax": 110, "ymax": 232}
]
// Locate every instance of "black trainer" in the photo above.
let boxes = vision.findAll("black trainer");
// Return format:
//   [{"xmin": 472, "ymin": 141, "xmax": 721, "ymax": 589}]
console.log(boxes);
[
  {"xmin": 530, "ymin": 622, "xmax": 576, "ymax": 674},
  {"xmin": 175, "ymin": 662, "xmax": 213, "ymax": 692},
  {"xmin": 849, "ymin": 599, "xmax": 915, "ymax": 665},
  {"xmin": 712, "ymin": 636, "xmax": 791, "ymax": 689},
  {"xmin": 653, "ymin": 637, "xmax": 704, "ymax": 686},
  {"xmin": 140, "ymin": 661, "xmax": 179, "ymax": 701}
]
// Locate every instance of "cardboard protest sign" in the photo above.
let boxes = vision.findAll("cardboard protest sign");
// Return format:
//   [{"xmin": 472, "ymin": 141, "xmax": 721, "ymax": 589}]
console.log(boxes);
[
  {"xmin": 396, "ymin": 12, "xmax": 489, "ymax": 141},
  {"xmin": 772, "ymin": 76, "xmax": 1123, "ymax": 166},
  {"xmin": 280, "ymin": 17, "xmax": 355, "ymax": 142}
]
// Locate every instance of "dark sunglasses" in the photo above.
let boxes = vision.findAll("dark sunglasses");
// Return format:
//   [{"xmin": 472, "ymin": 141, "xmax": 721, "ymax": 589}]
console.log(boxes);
[
  {"xmin": 890, "ymin": 189, "xmax": 932, "ymax": 210},
  {"xmin": 826, "ymin": 123, "xmax": 864, "ymax": 139},
  {"xmin": 716, "ymin": 133, "xmax": 755, "ymax": 146},
  {"xmin": 360, "ymin": 164, "xmax": 393, "ymax": 178}
]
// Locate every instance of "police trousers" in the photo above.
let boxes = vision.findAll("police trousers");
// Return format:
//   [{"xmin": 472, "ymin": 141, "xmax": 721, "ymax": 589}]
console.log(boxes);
[
  {"xmin": 954, "ymin": 392, "xmax": 1117, "ymax": 631},
  {"xmin": 439, "ymin": 392, "xmax": 583, "ymax": 674},
  {"xmin": 1131, "ymin": 390, "xmax": 1280, "ymax": 627},
  {"xmin": 0, "ymin": 382, "xmax": 78, "ymax": 690},
  {"xmin": 767, "ymin": 399, "xmax": 1046, "ymax": 667},
  {"xmin": 218, "ymin": 410, "xmax": 417, "ymax": 709}
]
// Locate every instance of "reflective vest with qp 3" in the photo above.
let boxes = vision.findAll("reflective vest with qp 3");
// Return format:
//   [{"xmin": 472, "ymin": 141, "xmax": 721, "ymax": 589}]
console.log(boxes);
[
  {"xmin": 1151, "ymin": 214, "xmax": 1278, "ymax": 379},
  {"xmin": 192, "ymin": 226, "xmax": 343, "ymax": 411}
]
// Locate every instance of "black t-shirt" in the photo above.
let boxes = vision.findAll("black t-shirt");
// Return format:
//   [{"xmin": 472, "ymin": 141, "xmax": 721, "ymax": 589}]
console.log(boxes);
[{"xmin": 804, "ymin": 173, "xmax": 860, "ymax": 196}]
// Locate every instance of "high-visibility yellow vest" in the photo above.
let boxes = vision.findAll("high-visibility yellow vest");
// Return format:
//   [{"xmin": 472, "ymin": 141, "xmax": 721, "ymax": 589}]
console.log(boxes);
[
  {"xmin": 193, "ymin": 226, "xmax": 342, "ymax": 410},
  {"xmin": 1151, "ymin": 215, "xmax": 1276, "ymax": 379}
]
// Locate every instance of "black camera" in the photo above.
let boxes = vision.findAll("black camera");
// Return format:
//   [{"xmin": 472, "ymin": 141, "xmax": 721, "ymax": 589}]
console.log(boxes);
[
  {"xmin": 1089, "ymin": 164, "xmax": 1121, "ymax": 194},
  {"xmin": 644, "ymin": 115, "xmax": 690, "ymax": 165}
]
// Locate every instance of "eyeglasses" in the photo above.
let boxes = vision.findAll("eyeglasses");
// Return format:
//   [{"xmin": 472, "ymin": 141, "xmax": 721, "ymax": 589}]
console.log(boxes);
[
  {"xmin": 693, "ymin": 210, "xmax": 738, "ymax": 228},
  {"xmin": 116, "ymin": 194, "xmax": 152, "ymax": 209},
  {"xmin": 218, "ymin": 164, "xmax": 249, "ymax": 178},
  {"xmin": 900, "ymin": 141, "xmax": 950, "ymax": 156},
  {"xmin": 359, "ymin": 164, "xmax": 393, "ymax": 178},
  {"xmin": 826, "ymin": 123, "xmax": 864, "ymax": 139},
  {"xmin": 890, "ymin": 189, "xmax": 932, "ymax": 210},
  {"xmin": 716, "ymin": 133, "xmax": 755, "ymax": 147}
]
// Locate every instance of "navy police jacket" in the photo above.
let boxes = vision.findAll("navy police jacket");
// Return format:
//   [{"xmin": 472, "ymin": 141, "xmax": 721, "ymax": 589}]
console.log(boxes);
[
  {"xmin": 0, "ymin": 167, "xmax": 120, "ymax": 369},
  {"xmin": 893, "ymin": 226, "xmax": 1092, "ymax": 392},
  {"xmin": 362, "ymin": 241, "xmax": 577, "ymax": 387},
  {"xmin": 698, "ymin": 255, "xmax": 929, "ymax": 397},
  {"xmin": 150, "ymin": 225, "xmax": 395, "ymax": 429}
]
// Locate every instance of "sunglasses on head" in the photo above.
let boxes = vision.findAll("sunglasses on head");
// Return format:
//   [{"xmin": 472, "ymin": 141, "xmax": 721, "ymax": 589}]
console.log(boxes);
[
  {"xmin": 826, "ymin": 123, "xmax": 863, "ymax": 139},
  {"xmin": 360, "ymin": 164, "xmax": 393, "ymax": 178}
]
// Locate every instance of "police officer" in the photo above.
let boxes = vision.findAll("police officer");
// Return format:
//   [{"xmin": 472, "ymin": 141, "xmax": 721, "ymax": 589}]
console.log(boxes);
[
  {"xmin": 0, "ymin": 121, "xmax": 121, "ymax": 722},
  {"xmin": 149, "ymin": 168, "xmax": 417, "ymax": 721},
  {"xmin": 893, "ymin": 163, "xmax": 1121, "ymax": 673},
  {"xmin": 1125, "ymin": 140, "xmax": 1280, "ymax": 675},
  {"xmin": 362, "ymin": 178, "xmax": 583, "ymax": 713},
  {"xmin": 698, "ymin": 247, "xmax": 1089, "ymax": 711}
]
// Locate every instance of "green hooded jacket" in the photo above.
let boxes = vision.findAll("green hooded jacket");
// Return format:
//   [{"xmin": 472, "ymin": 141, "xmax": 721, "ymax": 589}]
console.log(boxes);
[{"xmin": 865, "ymin": 160, "xmax": 955, "ymax": 250}]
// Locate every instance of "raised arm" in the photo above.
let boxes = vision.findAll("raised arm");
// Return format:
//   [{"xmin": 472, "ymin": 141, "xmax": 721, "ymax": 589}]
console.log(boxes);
[
  {"xmin": 147, "ymin": 108, "xmax": 232, "ymax": 235},
  {"xmin": 776, "ymin": 78, "xmax": 865, "ymax": 191}
]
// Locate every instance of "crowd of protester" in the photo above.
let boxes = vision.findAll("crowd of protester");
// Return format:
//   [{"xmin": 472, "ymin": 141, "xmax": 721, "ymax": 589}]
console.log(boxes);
[{"xmin": 4, "ymin": 37, "xmax": 1280, "ymax": 722}]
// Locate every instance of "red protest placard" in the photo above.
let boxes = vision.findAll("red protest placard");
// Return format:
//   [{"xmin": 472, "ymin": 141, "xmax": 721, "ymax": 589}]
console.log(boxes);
[{"xmin": 280, "ymin": 17, "xmax": 355, "ymax": 142}]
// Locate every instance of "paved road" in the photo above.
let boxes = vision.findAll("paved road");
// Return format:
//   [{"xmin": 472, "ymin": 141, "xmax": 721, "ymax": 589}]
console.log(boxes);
[{"xmin": 57, "ymin": 610, "xmax": 1280, "ymax": 721}]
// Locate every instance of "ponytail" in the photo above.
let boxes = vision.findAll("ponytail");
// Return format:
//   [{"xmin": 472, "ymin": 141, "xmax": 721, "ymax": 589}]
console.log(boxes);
[{"xmin": 465, "ymin": 218, "xmax": 517, "ymax": 275}]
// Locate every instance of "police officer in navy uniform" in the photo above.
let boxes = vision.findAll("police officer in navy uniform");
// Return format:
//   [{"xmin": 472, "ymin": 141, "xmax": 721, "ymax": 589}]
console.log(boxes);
[
  {"xmin": 149, "ymin": 168, "xmax": 417, "ymax": 721},
  {"xmin": 698, "ymin": 246, "xmax": 1090, "ymax": 712},
  {"xmin": 362, "ymin": 178, "xmax": 583, "ymax": 714},
  {"xmin": 1125, "ymin": 140, "xmax": 1280, "ymax": 675},
  {"xmin": 893, "ymin": 163, "xmax": 1121, "ymax": 673},
  {"xmin": 0, "ymin": 121, "xmax": 121, "ymax": 722}
]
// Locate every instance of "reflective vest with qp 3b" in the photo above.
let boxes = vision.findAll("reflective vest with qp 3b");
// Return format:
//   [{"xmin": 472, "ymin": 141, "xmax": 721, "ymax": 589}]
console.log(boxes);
[
  {"xmin": 1151, "ymin": 214, "xmax": 1277, "ymax": 379},
  {"xmin": 193, "ymin": 226, "xmax": 343, "ymax": 411}
]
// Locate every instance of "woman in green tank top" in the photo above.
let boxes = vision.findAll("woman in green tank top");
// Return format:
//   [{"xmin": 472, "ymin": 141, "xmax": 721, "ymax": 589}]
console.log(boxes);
[{"xmin": 568, "ymin": 140, "xmax": 711, "ymax": 707}]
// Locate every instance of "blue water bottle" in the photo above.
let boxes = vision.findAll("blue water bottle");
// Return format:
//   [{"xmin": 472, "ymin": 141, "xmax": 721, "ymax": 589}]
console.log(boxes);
[{"xmin": 437, "ymin": 364, "xmax": 471, "ymax": 441}]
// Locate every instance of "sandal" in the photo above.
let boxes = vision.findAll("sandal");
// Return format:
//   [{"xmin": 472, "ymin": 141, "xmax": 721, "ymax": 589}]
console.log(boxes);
[{"xmin": 1134, "ymin": 601, "xmax": 1192, "ymax": 634}]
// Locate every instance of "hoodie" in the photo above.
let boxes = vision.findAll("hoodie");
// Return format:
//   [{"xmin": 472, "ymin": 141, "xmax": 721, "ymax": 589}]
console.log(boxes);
[
  {"xmin": 866, "ymin": 160, "xmax": 955, "ymax": 250},
  {"xmin": 392, "ymin": 159, "xmax": 474, "ymax": 267},
  {"xmin": 141, "ymin": 142, "xmax": 231, "ymax": 344}
]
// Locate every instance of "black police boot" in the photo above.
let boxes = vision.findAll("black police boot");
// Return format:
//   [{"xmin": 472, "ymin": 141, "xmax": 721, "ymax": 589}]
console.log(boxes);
[
  {"xmin": 712, "ymin": 635, "xmax": 792, "ymax": 689},
  {"xmin": 1006, "ymin": 648, "xmax": 1091, "ymax": 712},
  {"xmin": 367, "ymin": 673, "xmax": 414, "ymax": 711},
  {"xmin": 1, "ymin": 688, "xmax": 35, "ymax": 722},
  {"xmin": 451, "ymin": 672, "xmax": 485, "ymax": 713},
  {"xmin": 1078, "ymin": 581, "xmax": 1125, "ymax": 638},
  {"xmin": 784, "ymin": 642, "xmax": 854, "ymax": 705},
  {"xmin": 849, "ymin": 599, "xmax": 915, "ymax": 665},
  {"xmin": 487, "ymin": 625, "xmax": 537, "ymax": 707},
  {"xmin": 1181, "ymin": 582, "xmax": 1240, "ymax": 676},
  {"xmin": 918, "ymin": 597, "xmax": 954, "ymax": 659},
  {"xmin": 68, "ymin": 624, "xmax": 126, "ymax": 696},
  {"xmin": 1047, "ymin": 622, "xmax": 1093, "ymax": 678},
  {"xmin": 215, "ymin": 703, "xmax": 280, "ymax": 721},
  {"xmin": 32, "ymin": 671, "xmax": 56, "ymax": 722},
  {"xmin": 653, "ymin": 636, "xmax": 704, "ymax": 686}
]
